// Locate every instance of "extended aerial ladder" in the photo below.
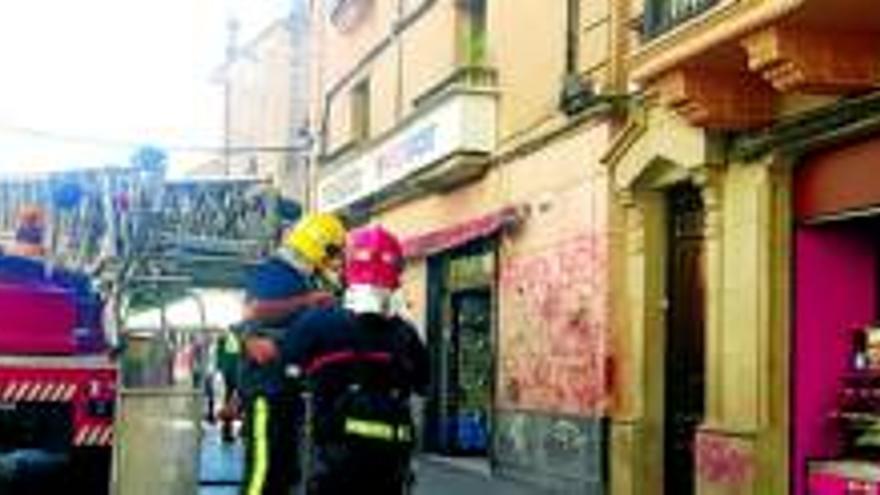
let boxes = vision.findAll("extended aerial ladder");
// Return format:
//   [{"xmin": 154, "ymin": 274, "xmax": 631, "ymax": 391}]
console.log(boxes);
[
  {"xmin": 0, "ymin": 156, "xmax": 296, "ymax": 312},
  {"xmin": 0, "ymin": 152, "xmax": 299, "ymax": 492}
]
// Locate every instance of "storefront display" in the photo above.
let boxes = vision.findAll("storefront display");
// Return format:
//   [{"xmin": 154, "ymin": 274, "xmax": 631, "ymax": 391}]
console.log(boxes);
[
  {"xmin": 867, "ymin": 328, "xmax": 880, "ymax": 370},
  {"xmin": 840, "ymin": 327, "xmax": 880, "ymax": 452},
  {"xmin": 806, "ymin": 325, "xmax": 880, "ymax": 493},
  {"xmin": 795, "ymin": 135, "xmax": 880, "ymax": 494},
  {"xmin": 809, "ymin": 461, "xmax": 880, "ymax": 494}
]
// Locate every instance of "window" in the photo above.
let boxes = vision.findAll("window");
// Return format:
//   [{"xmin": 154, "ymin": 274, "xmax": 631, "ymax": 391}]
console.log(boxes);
[
  {"xmin": 456, "ymin": 0, "xmax": 487, "ymax": 65},
  {"xmin": 643, "ymin": 0, "xmax": 720, "ymax": 38},
  {"xmin": 327, "ymin": 0, "xmax": 374, "ymax": 32},
  {"xmin": 350, "ymin": 78, "xmax": 371, "ymax": 143}
]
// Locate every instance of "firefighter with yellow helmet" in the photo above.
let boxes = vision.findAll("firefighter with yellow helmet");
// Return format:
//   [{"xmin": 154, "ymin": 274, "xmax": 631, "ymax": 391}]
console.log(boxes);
[{"xmin": 237, "ymin": 212, "xmax": 346, "ymax": 495}]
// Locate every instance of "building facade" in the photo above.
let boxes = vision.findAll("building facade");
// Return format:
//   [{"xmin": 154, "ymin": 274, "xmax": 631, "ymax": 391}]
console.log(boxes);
[
  {"xmin": 309, "ymin": 0, "xmax": 880, "ymax": 493},
  {"xmin": 604, "ymin": 0, "xmax": 880, "ymax": 494},
  {"xmin": 216, "ymin": 9, "xmax": 311, "ymax": 202},
  {"xmin": 310, "ymin": 0, "xmax": 623, "ymax": 491}
]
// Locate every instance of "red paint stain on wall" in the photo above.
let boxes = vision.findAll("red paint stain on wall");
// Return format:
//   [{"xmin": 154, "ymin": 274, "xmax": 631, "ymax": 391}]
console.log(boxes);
[
  {"xmin": 499, "ymin": 232, "xmax": 609, "ymax": 415},
  {"xmin": 696, "ymin": 434, "xmax": 755, "ymax": 487}
]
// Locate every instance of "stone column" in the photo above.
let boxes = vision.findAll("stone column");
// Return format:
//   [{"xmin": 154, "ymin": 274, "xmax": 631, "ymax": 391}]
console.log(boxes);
[{"xmin": 610, "ymin": 189, "xmax": 666, "ymax": 495}]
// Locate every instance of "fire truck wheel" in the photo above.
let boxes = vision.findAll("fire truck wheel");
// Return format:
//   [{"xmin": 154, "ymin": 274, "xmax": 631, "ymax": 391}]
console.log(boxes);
[{"xmin": 70, "ymin": 447, "xmax": 111, "ymax": 495}]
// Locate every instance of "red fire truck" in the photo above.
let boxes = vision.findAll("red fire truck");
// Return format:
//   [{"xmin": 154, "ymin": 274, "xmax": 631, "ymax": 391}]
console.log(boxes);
[
  {"xmin": 0, "ymin": 157, "xmax": 286, "ymax": 491},
  {"xmin": 0, "ymin": 254, "xmax": 115, "ymax": 492}
]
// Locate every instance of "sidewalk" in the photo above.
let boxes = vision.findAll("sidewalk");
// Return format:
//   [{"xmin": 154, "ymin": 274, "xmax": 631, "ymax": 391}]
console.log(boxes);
[
  {"xmin": 198, "ymin": 422, "xmax": 243, "ymax": 495},
  {"xmin": 198, "ymin": 425, "xmax": 541, "ymax": 494},
  {"xmin": 415, "ymin": 456, "xmax": 540, "ymax": 495}
]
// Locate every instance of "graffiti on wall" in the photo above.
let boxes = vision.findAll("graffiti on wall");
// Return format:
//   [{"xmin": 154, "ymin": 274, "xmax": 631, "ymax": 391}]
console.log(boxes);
[
  {"xmin": 499, "ymin": 232, "xmax": 609, "ymax": 415},
  {"xmin": 495, "ymin": 411, "xmax": 534, "ymax": 466},
  {"xmin": 695, "ymin": 434, "xmax": 755, "ymax": 487},
  {"xmin": 494, "ymin": 410, "xmax": 605, "ymax": 488},
  {"xmin": 543, "ymin": 418, "xmax": 590, "ymax": 462}
]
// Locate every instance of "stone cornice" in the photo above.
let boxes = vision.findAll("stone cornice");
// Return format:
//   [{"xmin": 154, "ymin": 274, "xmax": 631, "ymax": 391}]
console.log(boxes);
[
  {"xmin": 631, "ymin": 0, "xmax": 804, "ymax": 83},
  {"xmin": 652, "ymin": 68, "xmax": 775, "ymax": 129},
  {"xmin": 742, "ymin": 26, "xmax": 880, "ymax": 93},
  {"xmin": 731, "ymin": 90, "xmax": 880, "ymax": 161}
]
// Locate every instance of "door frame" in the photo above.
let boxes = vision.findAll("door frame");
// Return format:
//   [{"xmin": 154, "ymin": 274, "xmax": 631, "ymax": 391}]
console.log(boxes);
[
  {"xmin": 424, "ymin": 236, "xmax": 499, "ymax": 455},
  {"xmin": 616, "ymin": 162, "xmax": 720, "ymax": 495}
]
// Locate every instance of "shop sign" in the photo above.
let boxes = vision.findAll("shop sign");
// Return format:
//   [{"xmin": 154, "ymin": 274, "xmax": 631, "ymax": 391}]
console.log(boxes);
[{"xmin": 318, "ymin": 92, "xmax": 496, "ymax": 212}]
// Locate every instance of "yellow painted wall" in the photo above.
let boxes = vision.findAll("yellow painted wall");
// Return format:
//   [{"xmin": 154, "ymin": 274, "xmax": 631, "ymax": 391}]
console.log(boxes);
[
  {"xmin": 580, "ymin": 0, "xmax": 611, "ymax": 81},
  {"xmin": 317, "ymin": 0, "xmax": 616, "ymax": 159},
  {"xmin": 496, "ymin": 124, "xmax": 611, "ymax": 415},
  {"xmin": 321, "ymin": 0, "xmax": 459, "ymax": 153},
  {"xmin": 323, "ymin": 0, "xmax": 397, "ymax": 89},
  {"xmin": 399, "ymin": 1, "xmax": 457, "ymax": 110},
  {"xmin": 327, "ymin": 82, "xmax": 354, "ymax": 151},
  {"xmin": 399, "ymin": 257, "xmax": 429, "ymax": 335},
  {"xmin": 376, "ymin": 165, "xmax": 498, "ymax": 237},
  {"xmin": 376, "ymin": 121, "xmax": 610, "ymax": 241},
  {"xmin": 490, "ymin": 0, "xmax": 567, "ymax": 143},
  {"xmin": 371, "ymin": 42, "xmax": 401, "ymax": 136},
  {"xmin": 376, "ymin": 121, "xmax": 612, "ymax": 416}
]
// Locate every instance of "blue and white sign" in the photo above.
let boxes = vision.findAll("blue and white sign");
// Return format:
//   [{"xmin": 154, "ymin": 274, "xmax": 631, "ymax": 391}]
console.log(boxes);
[{"xmin": 318, "ymin": 90, "xmax": 496, "ymax": 212}]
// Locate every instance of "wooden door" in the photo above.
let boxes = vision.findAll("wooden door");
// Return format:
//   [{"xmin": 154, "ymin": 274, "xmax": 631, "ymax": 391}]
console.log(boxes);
[{"xmin": 664, "ymin": 184, "xmax": 707, "ymax": 495}]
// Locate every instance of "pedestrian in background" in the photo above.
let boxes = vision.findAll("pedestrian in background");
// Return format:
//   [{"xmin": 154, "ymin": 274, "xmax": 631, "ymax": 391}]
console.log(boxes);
[{"xmin": 216, "ymin": 327, "xmax": 241, "ymax": 442}]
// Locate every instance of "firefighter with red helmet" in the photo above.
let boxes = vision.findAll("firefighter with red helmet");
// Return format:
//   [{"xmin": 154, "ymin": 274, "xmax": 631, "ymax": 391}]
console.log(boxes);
[{"xmin": 282, "ymin": 225, "xmax": 429, "ymax": 495}]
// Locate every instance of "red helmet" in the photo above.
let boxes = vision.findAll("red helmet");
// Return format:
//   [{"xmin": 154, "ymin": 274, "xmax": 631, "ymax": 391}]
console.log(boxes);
[{"xmin": 344, "ymin": 225, "xmax": 404, "ymax": 290}]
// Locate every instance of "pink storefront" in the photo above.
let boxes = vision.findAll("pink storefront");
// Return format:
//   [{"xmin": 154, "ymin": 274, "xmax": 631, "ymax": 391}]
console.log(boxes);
[{"xmin": 794, "ymin": 136, "xmax": 880, "ymax": 494}]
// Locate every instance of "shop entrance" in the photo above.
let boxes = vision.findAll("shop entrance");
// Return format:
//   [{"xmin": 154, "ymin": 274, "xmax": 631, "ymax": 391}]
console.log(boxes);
[
  {"xmin": 448, "ymin": 288, "xmax": 492, "ymax": 453},
  {"xmin": 425, "ymin": 240, "xmax": 495, "ymax": 456},
  {"xmin": 792, "ymin": 135, "xmax": 880, "ymax": 494},
  {"xmin": 664, "ymin": 183, "xmax": 706, "ymax": 495},
  {"xmin": 793, "ymin": 218, "xmax": 880, "ymax": 493}
]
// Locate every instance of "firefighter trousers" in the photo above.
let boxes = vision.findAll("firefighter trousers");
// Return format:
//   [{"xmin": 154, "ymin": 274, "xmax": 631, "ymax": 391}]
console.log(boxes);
[
  {"xmin": 241, "ymin": 393, "xmax": 303, "ymax": 495},
  {"xmin": 305, "ymin": 443, "xmax": 412, "ymax": 495}
]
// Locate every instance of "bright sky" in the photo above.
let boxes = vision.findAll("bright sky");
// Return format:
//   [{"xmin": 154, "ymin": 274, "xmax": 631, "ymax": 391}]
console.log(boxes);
[{"xmin": 0, "ymin": 0, "xmax": 290, "ymax": 175}]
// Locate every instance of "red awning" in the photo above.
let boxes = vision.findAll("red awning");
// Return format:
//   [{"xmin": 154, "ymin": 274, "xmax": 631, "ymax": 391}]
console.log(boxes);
[
  {"xmin": 401, "ymin": 206, "xmax": 522, "ymax": 258},
  {"xmin": 796, "ymin": 136, "xmax": 880, "ymax": 222}
]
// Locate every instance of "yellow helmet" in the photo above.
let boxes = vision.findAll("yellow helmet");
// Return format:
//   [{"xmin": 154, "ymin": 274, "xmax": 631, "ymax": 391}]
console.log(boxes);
[{"xmin": 282, "ymin": 213, "xmax": 347, "ymax": 269}]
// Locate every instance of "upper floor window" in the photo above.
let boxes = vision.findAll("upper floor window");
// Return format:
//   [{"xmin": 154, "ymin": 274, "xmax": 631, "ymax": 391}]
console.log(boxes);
[
  {"xmin": 456, "ymin": 0, "xmax": 487, "ymax": 65},
  {"xmin": 350, "ymin": 78, "xmax": 371, "ymax": 143},
  {"xmin": 643, "ymin": 0, "xmax": 719, "ymax": 39},
  {"xmin": 327, "ymin": 0, "xmax": 374, "ymax": 32}
]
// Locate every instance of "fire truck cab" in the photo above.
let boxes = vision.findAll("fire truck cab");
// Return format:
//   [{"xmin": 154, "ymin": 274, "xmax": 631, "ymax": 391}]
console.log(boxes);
[{"xmin": 0, "ymin": 254, "xmax": 115, "ymax": 493}]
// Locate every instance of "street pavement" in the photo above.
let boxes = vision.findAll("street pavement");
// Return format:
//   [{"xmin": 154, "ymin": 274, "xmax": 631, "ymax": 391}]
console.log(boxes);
[
  {"xmin": 414, "ymin": 457, "xmax": 540, "ymax": 495},
  {"xmin": 200, "ymin": 461, "xmax": 539, "ymax": 495},
  {"xmin": 199, "ymin": 424, "xmax": 541, "ymax": 495}
]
